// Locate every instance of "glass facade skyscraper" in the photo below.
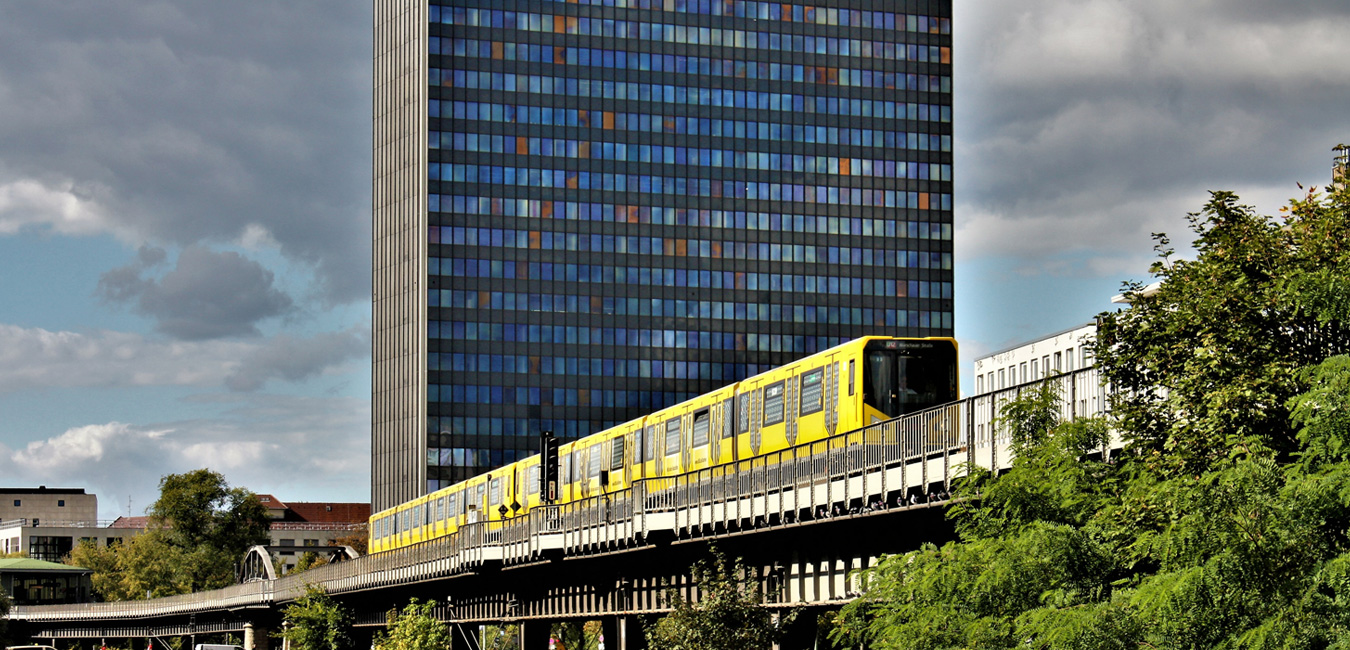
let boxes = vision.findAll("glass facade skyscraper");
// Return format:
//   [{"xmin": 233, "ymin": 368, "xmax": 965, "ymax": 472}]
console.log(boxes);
[{"xmin": 374, "ymin": 0, "xmax": 953, "ymax": 511}]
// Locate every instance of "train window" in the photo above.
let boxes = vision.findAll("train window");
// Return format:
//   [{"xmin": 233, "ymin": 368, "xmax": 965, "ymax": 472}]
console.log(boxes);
[
  {"xmin": 490, "ymin": 478, "xmax": 501, "ymax": 505},
  {"xmin": 848, "ymin": 360, "xmax": 856, "ymax": 395},
  {"xmin": 589, "ymin": 446, "xmax": 602, "ymax": 478},
  {"xmin": 799, "ymin": 368, "xmax": 825, "ymax": 415},
  {"xmin": 645, "ymin": 425, "xmax": 659, "ymax": 461},
  {"xmin": 722, "ymin": 398, "xmax": 735, "ymax": 439},
  {"xmin": 737, "ymin": 392, "xmax": 751, "ymax": 433},
  {"xmin": 611, "ymin": 437, "xmax": 626, "ymax": 469},
  {"xmin": 449, "ymin": 493, "xmax": 459, "ymax": 517},
  {"xmin": 665, "ymin": 419, "xmax": 681, "ymax": 455},
  {"xmin": 528, "ymin": 465, "xmax": 540, "ymax": 494},
  {"xmin": 436, "ymin": 498, "xmax": 444, "ymax": 523},
  {"xmin": 762, "ymin": 381, "xmax": 786, "ymax": 426},
  {"xmin": 692, "ymin": 410, "xmax": 711, "ymax": 446}
]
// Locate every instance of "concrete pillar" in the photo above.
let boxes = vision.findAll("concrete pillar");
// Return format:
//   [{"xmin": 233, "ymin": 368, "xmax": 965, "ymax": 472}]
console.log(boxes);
[
  {"xmin": 599, "ymin": 618, "xmax": 617, "ymax": 650},
  {"xmin": 615, "ymin": 617, "xmax": 646, "ymax": 650},
  {"xmin": 518, "ymin": 620, "xmax": 551, "ymax": 650}
]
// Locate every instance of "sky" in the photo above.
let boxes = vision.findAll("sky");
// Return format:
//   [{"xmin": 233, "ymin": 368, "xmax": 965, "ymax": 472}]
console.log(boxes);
[{"xmin": 1, "ymin": 1, "xmax": 1348, "ymax": 521}]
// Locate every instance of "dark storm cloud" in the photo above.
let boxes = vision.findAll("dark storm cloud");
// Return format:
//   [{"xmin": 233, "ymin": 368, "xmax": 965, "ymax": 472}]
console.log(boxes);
[
  {"xmin": 224, "ymin": 329, "xmax": 369, "ymax": 392},
  {"xmin": 0, "ymin": 1, "xmax": 370, "ymax": 303},
  {"xmin": 98, "ymin": 246, "xmax": 294, "ymax": 340},
  {"xmin": 954, "ymin": 0, "xmax": 1350, "ymax": 264}
]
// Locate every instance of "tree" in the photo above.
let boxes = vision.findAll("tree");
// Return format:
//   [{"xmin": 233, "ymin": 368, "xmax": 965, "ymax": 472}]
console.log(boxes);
[
  {"xmin": 331, "ymin": 528, "xmax": 369, "ymax": 556},
  {"xmin": 834, "ymin": 182, "xmax": 1350, "ymax": 648},
  {"xmin": 646, "ymin": 546, "xmax": 796, "ymax": 650},
  {"xmin": 375, "ymin": 599, "xmax": 453, "ymax": 650},
  {"xmin": 68, "ymin": 469, "xmax": 271, "ymax": 599},
  {"xmin": 279, "ymin": 586, "xmax": 352, "ymax": 650}
]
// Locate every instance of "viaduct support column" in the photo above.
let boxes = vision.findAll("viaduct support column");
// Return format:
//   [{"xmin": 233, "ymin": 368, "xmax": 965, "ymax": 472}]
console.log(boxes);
[
  {"xmin": 615, "ymin": 616, "xmax": 645, "ymax": 650},
  {"xmin": 517, "ymin": 620, "xmax": 551, "ymax": 650}
]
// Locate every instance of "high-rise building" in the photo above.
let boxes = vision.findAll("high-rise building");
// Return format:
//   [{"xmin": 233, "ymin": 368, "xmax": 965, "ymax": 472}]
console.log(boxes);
[{"xmin": 373, "ymin": 0, "xmax": 954, "ymax": 511}]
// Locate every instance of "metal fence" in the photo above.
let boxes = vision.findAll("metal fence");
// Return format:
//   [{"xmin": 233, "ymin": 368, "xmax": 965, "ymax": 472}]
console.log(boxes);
[{"xmin": 13, "ymin": 366, "xmax": 1109, "ymax": 622}]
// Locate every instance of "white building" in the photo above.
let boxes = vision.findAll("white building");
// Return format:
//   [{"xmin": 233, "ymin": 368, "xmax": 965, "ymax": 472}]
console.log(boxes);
[{"xmin": 972, "ymin": 322, "xmax": 1097, "ymax": 396}]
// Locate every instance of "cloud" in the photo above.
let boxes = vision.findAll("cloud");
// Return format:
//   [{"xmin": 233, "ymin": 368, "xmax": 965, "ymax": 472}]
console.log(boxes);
[
  {"xmin": 954, "ymin": 0, "xmax": 1350, "ymax": 280},
  {"xmin": 0, "ymin": 323, "xmax": 368, "ymax": 393},
  {"xmin": 224, "ymin": 329, "xmax": 369, "ymax": 392},
  {"xmin": 0, "ymin": 177, "xmax": 120, "ymax": 237},
  {"xmin": 0, "ymin": 395, "xmax": 370, "ymax": 520},
  {"xmin": 0, "ymin": 1, "xmax": 371, "ymax": 303},
  {"xmin": 97, "ymin": 245, "xmax": 295, "ymax": 340}
]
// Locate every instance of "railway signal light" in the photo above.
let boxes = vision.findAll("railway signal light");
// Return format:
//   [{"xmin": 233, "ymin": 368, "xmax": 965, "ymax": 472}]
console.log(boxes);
[{"xmin": 541, "ymin": 430, "xmax": 559, "ymax": 503}]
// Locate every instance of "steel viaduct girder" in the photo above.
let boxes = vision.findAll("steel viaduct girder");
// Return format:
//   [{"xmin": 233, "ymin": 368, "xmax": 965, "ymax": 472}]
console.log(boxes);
[{"xmin": 13, "ymin": 504, "xmax": 954, "ymax": 643}]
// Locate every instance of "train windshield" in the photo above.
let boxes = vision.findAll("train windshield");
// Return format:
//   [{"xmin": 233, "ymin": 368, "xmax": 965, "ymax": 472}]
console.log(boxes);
[{"xmin": 863, "ymin": 340, "xmax": 957, "ymax": 418}]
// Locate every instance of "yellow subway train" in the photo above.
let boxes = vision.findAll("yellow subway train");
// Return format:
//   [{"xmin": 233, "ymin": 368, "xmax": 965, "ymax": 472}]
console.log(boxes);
[{"xmin": 368, "ymin": 336, "xmax": 957, "ymax": 553}]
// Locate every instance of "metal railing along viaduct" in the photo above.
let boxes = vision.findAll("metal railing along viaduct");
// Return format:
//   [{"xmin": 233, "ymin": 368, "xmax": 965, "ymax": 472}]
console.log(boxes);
[{"xmin": 9, "ymin": 367, "xmax": 1111, "ymax": 649}]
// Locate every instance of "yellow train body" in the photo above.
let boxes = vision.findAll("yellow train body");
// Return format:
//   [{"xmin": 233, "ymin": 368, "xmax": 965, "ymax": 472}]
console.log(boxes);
[{"xmin": 368, "ymin": 336, "xmax": 957, "ymax": 552}]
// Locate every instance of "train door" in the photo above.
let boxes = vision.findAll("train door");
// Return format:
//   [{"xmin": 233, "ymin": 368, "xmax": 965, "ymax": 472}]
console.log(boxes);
[
  {"xmin": 689, "ymin": 407, "xmax": 712, "ymax": 470},
  {"xmin": 661, "ymin": 417, "xmax": 682, "ymax": 476}
]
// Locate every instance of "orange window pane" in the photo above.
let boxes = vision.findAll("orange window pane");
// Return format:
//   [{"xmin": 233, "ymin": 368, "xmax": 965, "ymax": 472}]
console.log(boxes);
[
  {"xmin": 603, "ymin": 112, "xmax": 615, "ymax": 129},
  {"xmin": 554, "ymin": 46, "xmax": 567, "ymax": 64},
  {"xmin": 628, "ymin": 205, "xmax": 640, "ymax": 223},
  {"xmin": 492, "ymin": 42, "xmax": 504, "ymax": 60},
  {"xmin": 478, "ymin": 291, "xmax": 491, "ymax": 308},
  {"xmin": 541, "ymin": 201, "xmax": 554, "ymax": 219},
  {"xmin": 711, "ymin": 242, "xmax": 722, "ymax": 258},
  {"xmin": 675, "ymin": 239, "xmax": 687, "ymax": 256},
  {"xmin": 940, "ymin": 47, "xmax": 951, "ymax": 64},
  {"xmin": 579, "ymin": 111, "xmax": 590, "ymax": 127},
  {"xmin": 591, "ymin": 296, "xmax": 603, "ymax": 312},
  {"xmin": 579, "ymin": 389, "xmax": 590, "ymax": 406},
  {"xmin": 529, "ymin": 357, "xmax": 541, "ymax": 374},
  {"xmin": 529, "ymin": 231, "xmax": 541, "ymax": 249},
  {"xmin": 919, "ymin": 193, "xmax": 930, "ymax": 210},
  {"xmin": 782, "ymin": 4, "xmax": 792, "ymax": 20},
  {"xmin": 517, "ymin": 137, "xmax": 529, "ymax": 155},
  {"xmin": 579, "ymin": 142, "xmax": 590, "ymax": 158},
  {"xmin": 839, "ymin": 159, "xmax": 851, "ymax": 176},
  {"xmin": 567, "ymin": 173, "xmax": 578, "ymax": 189},
  {"xmin": 553, "ymin": 15, "xmax": 566, "ymax": 33}
]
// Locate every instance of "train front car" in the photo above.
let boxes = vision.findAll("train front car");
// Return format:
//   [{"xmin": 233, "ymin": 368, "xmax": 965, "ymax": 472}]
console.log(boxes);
[{"xmin": 857, "ymin": 337, "xmax": 958, "ymax": 424}]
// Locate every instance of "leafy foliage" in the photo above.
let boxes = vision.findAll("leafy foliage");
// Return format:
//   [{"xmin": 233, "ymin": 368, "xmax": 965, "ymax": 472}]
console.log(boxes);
[
  {"xmin": 68, "ymin": 469, "xmax": 270, "ymax": 599},
  {"xmin": 835, "ymin": 183, "xmax": 1350, "ymax": 648},
  {"xmin": 279, "ymin": 586, "xmax": 352, "ymax": 650},
  {"xmin": 646, "ymin": 546, "xmax": 796, "ymax": 650},
  {"xmin": 374, "ymin": 599, "xmax": 452, "ymax": 650},
  {"xmin": 551, "ymin": 621, "xmax": 598, "ymax": 650}
]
